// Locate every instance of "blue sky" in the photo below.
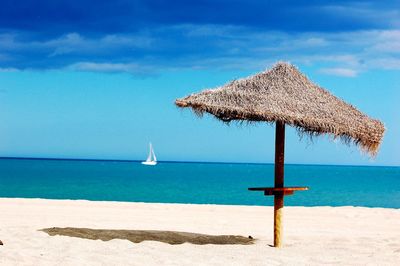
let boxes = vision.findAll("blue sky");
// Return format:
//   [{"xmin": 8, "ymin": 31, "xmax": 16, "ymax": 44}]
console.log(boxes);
[{"xmin": 0, "ymin": 1, "xmax": 399, "ymax": 166}]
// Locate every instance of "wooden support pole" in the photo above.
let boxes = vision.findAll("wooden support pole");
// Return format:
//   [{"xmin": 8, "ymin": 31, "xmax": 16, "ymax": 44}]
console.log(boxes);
[{"xmin": 274, "ymin": 121, "xmax": 285, "ymax": 248}]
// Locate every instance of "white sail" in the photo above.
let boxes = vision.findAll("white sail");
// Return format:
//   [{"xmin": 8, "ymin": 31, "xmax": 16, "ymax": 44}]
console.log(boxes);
[
  {"xmin": 146, "ymin": 143, "xmax": 153, "ymax": 162},
  {"xmin": 142, "ymin": 142, "xmax": 157, "ymax": 165},
  {"xmin": 152, "ymin": 148, "xmax": 157, "ymax": 162}
]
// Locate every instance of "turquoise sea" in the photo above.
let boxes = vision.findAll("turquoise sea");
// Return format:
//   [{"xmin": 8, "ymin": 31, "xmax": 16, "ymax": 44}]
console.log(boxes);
[{"xmin": 0, "ymin": 158, "xmax": 399, "ymax": 208}]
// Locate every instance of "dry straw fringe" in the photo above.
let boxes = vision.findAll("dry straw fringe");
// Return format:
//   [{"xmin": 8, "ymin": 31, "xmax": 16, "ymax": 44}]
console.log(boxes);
[{"xmin": 176, "ymin": 62, "xmax": 385, "ymax": 156}]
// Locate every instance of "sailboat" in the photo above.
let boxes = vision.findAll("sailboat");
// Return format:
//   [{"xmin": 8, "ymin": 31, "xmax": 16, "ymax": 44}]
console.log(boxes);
[{"xmin": 141, "ymin": 142, "xmax": 157, "ymax": 166}]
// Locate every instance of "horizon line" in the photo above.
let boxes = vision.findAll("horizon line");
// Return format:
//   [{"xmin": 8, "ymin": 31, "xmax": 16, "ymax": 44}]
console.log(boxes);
[{"xmin": 0, "ymin": 156, "xmax": 398, "ymax": 168}]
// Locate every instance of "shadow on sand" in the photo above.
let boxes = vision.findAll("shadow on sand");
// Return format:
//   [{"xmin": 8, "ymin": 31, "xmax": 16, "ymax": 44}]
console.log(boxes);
[{"xmin": 40, "ymin": 227, "xmax": 255, "ymax": 245}]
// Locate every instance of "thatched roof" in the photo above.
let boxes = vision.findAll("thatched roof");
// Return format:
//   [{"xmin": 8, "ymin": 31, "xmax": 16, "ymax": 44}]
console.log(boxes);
[{"xmin": 175, "ymin": 62, "xmax": 385, "ymax": 155}]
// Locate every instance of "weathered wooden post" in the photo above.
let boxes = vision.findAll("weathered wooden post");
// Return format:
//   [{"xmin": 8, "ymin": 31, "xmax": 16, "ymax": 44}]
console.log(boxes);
[
  {"xmin": 248, "ymin": 120, "xmax": 307, "ymax": 247},
  {"xmin": 274, "ymin": 121, "xmax": 285, "ymax": 247},
  {"xmin": 248, "ymin": 120, "xmax": 306, "ymax": 247}
]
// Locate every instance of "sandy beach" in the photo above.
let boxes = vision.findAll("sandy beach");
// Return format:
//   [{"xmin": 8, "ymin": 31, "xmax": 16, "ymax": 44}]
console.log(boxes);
[{"xmin": 0, "ymin": 198, "xmax": 399, "ymax": 265}]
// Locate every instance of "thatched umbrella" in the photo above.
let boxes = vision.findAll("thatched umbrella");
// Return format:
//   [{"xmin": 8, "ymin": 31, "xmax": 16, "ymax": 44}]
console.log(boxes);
[{"xmin": 175, "ymin": 62, "xmax": 385, "ymax": 247}]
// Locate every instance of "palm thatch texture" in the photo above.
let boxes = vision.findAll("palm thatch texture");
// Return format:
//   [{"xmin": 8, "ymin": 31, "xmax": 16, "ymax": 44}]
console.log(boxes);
[{"xmin": 175, "ymin": 62, "xmax": 385, "ymax": 155}]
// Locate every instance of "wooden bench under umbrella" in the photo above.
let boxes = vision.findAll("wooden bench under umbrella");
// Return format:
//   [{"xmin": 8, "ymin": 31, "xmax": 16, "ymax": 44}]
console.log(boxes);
[{"xmin": 175, "ymin": 62, "xmax": 385, "ymax": 247}]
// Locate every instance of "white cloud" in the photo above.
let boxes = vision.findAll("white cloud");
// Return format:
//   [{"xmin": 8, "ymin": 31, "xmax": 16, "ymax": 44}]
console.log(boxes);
[
  {"xmin": 0, "ymin": 67, "xmax": 19, "ymax": 72},
  {"xmin": 100, "ymin": 34, "xmax": 152, "ymax": 47},
  {"xmin": 295, "ymin": 54, "xmax": 360, "ymax": 66},
  {"xmin": 369, "ymin": 58, "xmax": 400, "ymax": 70},
  {"xmin": 46, "ymin": 33, "xmax": 153, "ymax": 56},
  {"xmin": 47, "ymin": 33, "xmax": 86, "ymax": 56},
  {"xmin": 319, "ymin": 68, "xmax": 358, "ymax": 77},
  {"xmin": 0, "ymin": 32, "xmax": 153, "ymax": 57},
  {"xmin": 369, "ymin": 30, "xmax": 400, "ymax": 53},
  {"xmin": 0, "ymin": 34, "xmax": 21, "ymax": 50},
  {"xmin": 302, "ymin": 37, "xmax": 328, "ymax": 47},
  {"xmin": 186, "ymin": 27, "xmax": 399, "ymax": 73},
  {"xmin": 0, "ymin": 26, "xmax": 399, "ymax": 75},
  {"xmin": 181, "ymin": 24, "xmax": 243, "ymax": 38},
  {"xmin": 67, "ymin": 62, "xmax": 152, "ymax": 75},
  {"xmin": 319, "ymin": 4, "xmax": 400, "ymax": 29}
]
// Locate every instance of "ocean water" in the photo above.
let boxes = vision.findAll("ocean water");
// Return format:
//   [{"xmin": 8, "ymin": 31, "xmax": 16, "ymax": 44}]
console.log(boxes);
[{"xmin": 0, "ymin": 158, "xmax": 399, "ymax": 208}]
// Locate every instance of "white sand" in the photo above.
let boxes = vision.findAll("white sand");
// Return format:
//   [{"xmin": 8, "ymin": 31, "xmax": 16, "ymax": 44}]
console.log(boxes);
[{"xmin": 0, "ymin": 198, "xmax": 399, "ymax": 265}]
